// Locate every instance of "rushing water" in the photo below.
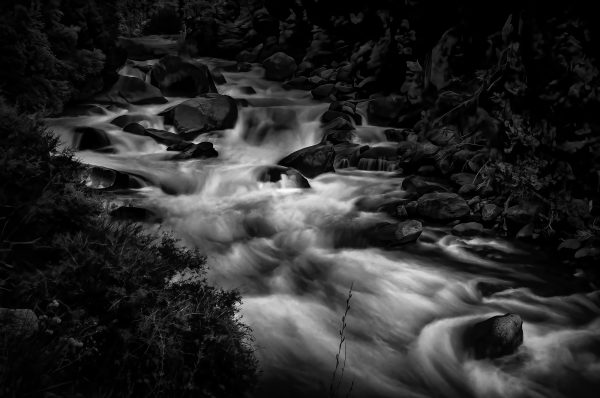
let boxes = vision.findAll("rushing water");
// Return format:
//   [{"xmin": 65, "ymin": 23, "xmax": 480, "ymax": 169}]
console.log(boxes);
[{"xmin": 46, "ymin": 59, "xmax": 600, "ymax": 398}]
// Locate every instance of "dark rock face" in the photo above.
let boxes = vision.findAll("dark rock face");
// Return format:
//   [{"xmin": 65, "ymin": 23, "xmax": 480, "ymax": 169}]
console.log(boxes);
[
  {"xmin": 111, "ymin": 114, "xmax": 149, "ymax": 128},
  {"xmin": 395, "ymin": 220, "xmax": 423, "ymax": 244},
  {"xmin": 278, "ymin": 143, "xmax": 335, "ymax": 178},
  {"xmin": 150, "ymin": 55, "xmax": 217, "ymax": 97},
  {"xmin": 171, "ymin": 142, "xmax": 219, "ymax": 160},
  {"xmin": 311, "ymin": 83, "xmax": 335, "ymax": 99},
  {"xmin": 123, "ymin": 122, "xmax": 147, "ymax": 136},
  {"xmin": 333, "ymin": 143, "xmax": 368, "ymax": 169},
  {"xmin": 367, "ymin": 220, "xmax": 423, "ymax": 247},
  {"xmin": 144, "ymin": 128, "xmax": 187, "ymax": 146},
  {"xmin": 95, "ymin": 75, "xmax": 167, "ymax": 105},
  {"xmin": 74, "ymin": 127, "xmax": 112, "ymax": 152},
  {"xmin": 465, "ymin": 313, "xmax": 524, "ymax": 359},
  {"xmin": 417, "ymin": 192, "xmax": 470, "ymax": 221},
  {"xmin": 357, "ymin": 147, "xmax": 401, "ymax": 171},
  {"xmin": 402, "ymin": 175, "xmax": 450, "ymax": 195},
  {"xmin": 452, "ymin": 222, "xmax": 484, "ymax": 237},
  {"xmin": 256, "ymin": 165, "xmax": 311, "ymax": 188},
  {"xmin": 262, "ymin": 52, "xmax": 297, "ymax": 81},
  {"xmin": 170, "ymin": 94, "xmax": 238, "ymax": 138}
]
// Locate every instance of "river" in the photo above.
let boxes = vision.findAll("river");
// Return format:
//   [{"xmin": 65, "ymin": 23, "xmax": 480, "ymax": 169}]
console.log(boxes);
[{"xmin": 45, "ymin": 58, "xmax": 600, "ymax": 398}]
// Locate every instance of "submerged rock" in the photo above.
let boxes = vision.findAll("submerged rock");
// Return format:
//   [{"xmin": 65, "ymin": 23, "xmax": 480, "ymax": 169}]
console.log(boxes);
[
  {"xmin": 150, "ymin": 55, "xmax": 217, "ymax": 97},
  {"xmin": 170, "ymin": 142, "xmax": 218, "ymax": 160},
  {"xmin": 278, "ymin": 143, "xmax": 335, "ymax": 178},
  {"xmin": 465, "ymin": 313, "xmax": 524, "ymax": 359},
  {"xmin": 417, "ymin": 192, "xmax": 470, "ymax": 221}
]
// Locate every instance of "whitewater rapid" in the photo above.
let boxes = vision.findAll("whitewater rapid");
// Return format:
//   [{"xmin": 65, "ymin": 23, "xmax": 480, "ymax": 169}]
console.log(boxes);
[{"xmin": 45, "ymin": 58, "xmax": 600, "ymax": 398}]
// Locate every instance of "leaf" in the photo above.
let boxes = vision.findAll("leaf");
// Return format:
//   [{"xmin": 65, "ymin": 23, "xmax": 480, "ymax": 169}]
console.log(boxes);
[{"xmin": 558, "ymin": 239, "xmax": 581, "ymax": 250}]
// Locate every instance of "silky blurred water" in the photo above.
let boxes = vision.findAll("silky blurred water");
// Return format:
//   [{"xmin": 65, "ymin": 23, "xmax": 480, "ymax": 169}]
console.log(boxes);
[{"xmin": 46, "ymin": 58, "xmax": 600, "ymax": 398}]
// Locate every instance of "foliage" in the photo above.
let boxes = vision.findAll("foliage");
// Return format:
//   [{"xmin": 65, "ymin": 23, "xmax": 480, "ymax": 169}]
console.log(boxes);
[
  {"xmin": 0, "ymin": 101, "xmax": 257, "ymax": 396},
  {"xmin": 0, "ymin": 0, "xmax": 120, "ymax": 116}
]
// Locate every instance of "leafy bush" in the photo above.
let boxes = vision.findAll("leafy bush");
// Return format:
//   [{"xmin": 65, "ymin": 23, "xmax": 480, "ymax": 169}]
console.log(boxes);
[{"xmin": 0, "ymin": 102, "xmax": 257, "ymax": 397}]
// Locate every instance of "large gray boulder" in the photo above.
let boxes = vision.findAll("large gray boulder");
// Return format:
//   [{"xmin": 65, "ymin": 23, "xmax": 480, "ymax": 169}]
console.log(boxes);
[
  {"xmin": 262, "ymin": 52, "xmax": 297, "ymax": 81},
  {"xmin": 465, "ymin": 313, "xmax": 524, "ymax": 359},
  {"xmin": 169, "ymin": 94, "xmax": 238, "ymax": 139},
  {"xmin": 150, "ymin": 55, "xmax": 217, "ymax": 97},
  {"xmin": 95, "ymin": 75, "xmax": 167, "ymax": 105},
  {"xmin": 278, "ymin": 143, "xmax": 335, "ymax": 178},
  {"xmin": 417, "ymin": 192, "xmax": 470, "ymax": 221}
]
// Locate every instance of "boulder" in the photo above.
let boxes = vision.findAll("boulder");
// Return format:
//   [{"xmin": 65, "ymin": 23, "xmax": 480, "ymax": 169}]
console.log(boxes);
[
  {"xmin": 367, "ymin": 220, "xmax": 422, "ymax": 247},
  {"xmin": 396, "ymin": 220, "xmax": 423, "ymax": 244},
  {"xmin": 278, "ymin": 143, "xmax": 335, "ymax": 178},
  {"xmin": 94, "ymin": 75, "xmax": 167, "ymax": 105},
  {"xmin": 357, "ymin": 147, "xmax": 401, "ymax": 171},
  {"xmin": 171, "ymin": 142, "xmax": 218, "ymax": 160},
  {"xmin": 384, "ymin": 128, "xmax": 409, "ymax": 142},
  {"xmin": 481, "ymin": 203, "xmax": 502, "ymax": 222},
  {"xmin": 150, "ymin": 55, "xmax": 217, "ymax": 97},
  {"xmin": 123, "ymin": 122, "xmax": 147, "ymax": 136},
  {"xmin": 311, "ymin": 83, "xmax": 336, "ymax": 99},
  {"xmin": 452, "ymin": 222, "xmax": 484, "ymax": 237},
  {"xmin": 74, "ymin": 127, "xmax": 112, "ymax": 152},
  {"xmin": 0, "ymin": 308, "xmax": 38, "ymax": 339},
  {"xmin": 417, "ymin": 192, "xmax": 470, "ymax": 221},
  {"xmin": 402, "ymin": 175, "xmax": 450, "ymax": 195},
  {"xmin": 262, "ymin": 52, "xmax": 297, "ymax": 81},
  {"xmin": 282, "ymin": 76, "xmax": 314, "ymax": 90},
  {"xmin": 169, "ymin": 94, "xmax": 238, "ymax": 139},
  {"xmin": 117, "ymin": 63, "xmax": 147, "ymax": 80},
  {"xmin": 465, "ymin": 313, "xmax": 524, "ymax": 359},
  {"xmin": 320, "ymin": 110, "xmax": 355, "ymax": 125},
  {"xmin": 367, "ymin": 96, "xmax": 404, "ymax": 126},
  {"xmin": 321, "ymin": 116, "xmax": 355, "ymax": 132},
  {"xmin": 256, "ymin": 165, "xmax": 311, "ymax": 189},
  {"xmin": 144, "ymin": 128, "xmax": 187, "ymax": 146},
  {"xmin": 111, "ymin": 114, "xmax": 149, "ymax": 128},
  {"xmin": 333, "ymin": 143, "xmax": 368, "ymax": 169},
  {"xmin": 451, "ymin": 173, "xmax": 478, "ymax": 187}
]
